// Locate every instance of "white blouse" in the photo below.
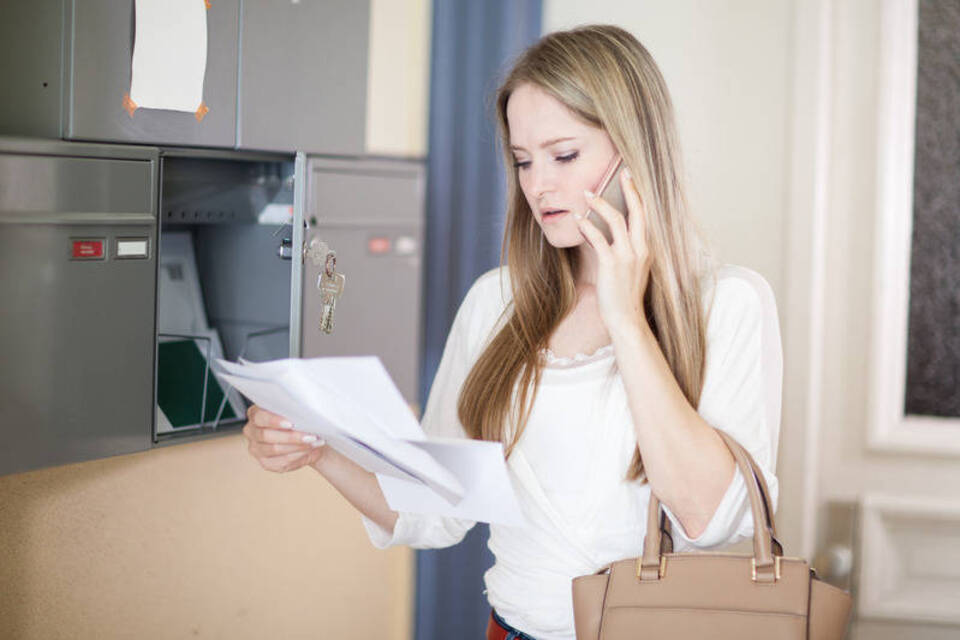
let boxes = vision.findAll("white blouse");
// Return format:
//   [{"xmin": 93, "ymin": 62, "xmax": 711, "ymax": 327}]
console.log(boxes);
[{"xmin": 361, "ymin": 263, "xmax": 783, "ymax": 640}]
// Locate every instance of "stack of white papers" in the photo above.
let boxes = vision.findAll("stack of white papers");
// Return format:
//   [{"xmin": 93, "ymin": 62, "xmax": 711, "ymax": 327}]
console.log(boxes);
[{"xmin": 214, "ymin": 357, "xmax": 524, "ymax": 526}]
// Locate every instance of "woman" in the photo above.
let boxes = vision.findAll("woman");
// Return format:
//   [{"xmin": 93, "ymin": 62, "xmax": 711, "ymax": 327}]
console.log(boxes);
[{"xmin": 242, "ymin": 24, "xmax": 782, "ymax": 640}]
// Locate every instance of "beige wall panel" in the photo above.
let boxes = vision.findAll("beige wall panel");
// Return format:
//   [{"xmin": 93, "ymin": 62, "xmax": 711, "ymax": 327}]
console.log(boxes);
[
  {"xmin": 543, "ymin": 0, "xmax": 792, "ymax": 294},
  {"xmin": 366, "ymin": 0, "xmax": 432, "ymax": 157},
  {"xmin": 0, "ymin": 435, "xmax": 412, "ymax": 639}
]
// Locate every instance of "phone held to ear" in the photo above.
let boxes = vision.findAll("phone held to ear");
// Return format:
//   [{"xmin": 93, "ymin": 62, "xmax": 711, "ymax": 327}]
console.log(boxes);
[{"xmin": 586, "ymin": 154, "xmax": 627, "ymax": 244}]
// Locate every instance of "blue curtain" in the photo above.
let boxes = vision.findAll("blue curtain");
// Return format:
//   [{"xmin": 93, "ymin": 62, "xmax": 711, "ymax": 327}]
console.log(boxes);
[{"xmin": 417, "ymin": 0, "xmax": 542, "ymax": 637}]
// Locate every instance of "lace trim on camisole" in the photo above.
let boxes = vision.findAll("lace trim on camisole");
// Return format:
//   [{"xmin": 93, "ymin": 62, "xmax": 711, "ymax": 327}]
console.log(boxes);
[{"xmin": 539, "ymin": 342, "xmax": 615, "ymax": 367}]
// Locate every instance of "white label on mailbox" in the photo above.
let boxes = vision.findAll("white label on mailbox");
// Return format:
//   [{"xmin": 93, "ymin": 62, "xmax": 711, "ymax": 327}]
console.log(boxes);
[
  {"xmin": 395, "ymin": 236, "xmax": 417, "ymax": 256},
  {"xmin": 117, "ymin": 239, "xmax": 149, "ymax": 258}
]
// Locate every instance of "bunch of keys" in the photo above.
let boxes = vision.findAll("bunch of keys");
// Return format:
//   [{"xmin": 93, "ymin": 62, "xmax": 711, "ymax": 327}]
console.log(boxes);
[{"xmin": 317, "ymin": 249, "xmax": 345, "ymax": 334}]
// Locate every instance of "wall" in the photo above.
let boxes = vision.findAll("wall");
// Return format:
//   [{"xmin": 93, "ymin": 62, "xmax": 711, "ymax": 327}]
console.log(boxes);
[
  {"xmin": 0, "ymin": 1, "xmax": 433, "ymax": 637},
  {"xmin": 543, "ymin": 0, "xmax": 793, "ymax": 295},
  {"xmin": 0, "ymin": 436, "xmax": 412, "ymax": 639},
  {"xmin": 365, "ymin": 0, "xmax": 433, "ymax": 157}
]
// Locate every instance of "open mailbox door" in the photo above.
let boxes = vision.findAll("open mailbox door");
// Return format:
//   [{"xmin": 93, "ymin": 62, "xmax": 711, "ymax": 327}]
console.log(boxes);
[
  {"xmin": 294, "ymin": 155, "xmax": 426, "ymax": 409},
  {"xmin": 289, "ymin": 151, "xmax": 307, "ymax": 358}
]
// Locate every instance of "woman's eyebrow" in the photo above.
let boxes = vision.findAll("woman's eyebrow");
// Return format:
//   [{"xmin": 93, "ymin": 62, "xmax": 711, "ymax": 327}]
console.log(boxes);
[{"xmin": 509, "ymin": 136, "xmax": 578, "ymax": 152}]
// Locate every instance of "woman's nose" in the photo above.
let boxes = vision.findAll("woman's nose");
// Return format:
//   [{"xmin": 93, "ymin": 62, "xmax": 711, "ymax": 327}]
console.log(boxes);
[{"xmin": 528, "ymin": 162, "xmax": 554, "ymax": 200}]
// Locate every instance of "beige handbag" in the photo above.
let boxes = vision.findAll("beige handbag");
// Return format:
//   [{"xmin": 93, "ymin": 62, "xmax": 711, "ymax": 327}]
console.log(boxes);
[{"xmin": 572, "ymin": 430, "xmax": 852, "ymax": 639}]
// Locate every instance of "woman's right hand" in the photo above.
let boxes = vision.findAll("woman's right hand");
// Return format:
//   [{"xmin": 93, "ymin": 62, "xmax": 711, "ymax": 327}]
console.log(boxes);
[
  {"xmin": 242, "ymin": 404, "xmax": 327, "ymax": 472},
  {"xmin": 245, "ymin": 406, "xmax": 398, "ymax": 534}
]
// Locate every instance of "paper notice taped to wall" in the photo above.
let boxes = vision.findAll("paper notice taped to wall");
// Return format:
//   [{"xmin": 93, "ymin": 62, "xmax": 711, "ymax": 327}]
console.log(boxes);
[{"xmin": 129, "ymin": 0, "xmax": 208, "ymax": 113}]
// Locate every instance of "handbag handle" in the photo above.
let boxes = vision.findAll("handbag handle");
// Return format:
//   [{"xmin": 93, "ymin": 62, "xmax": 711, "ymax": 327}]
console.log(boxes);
[
  {"xmin": 639, "ymin": 429, "xmax": 782, "ymax": 583},
  {"xmin": 660, "ymin": 431, "xmax": 780, "ymax": 551}
]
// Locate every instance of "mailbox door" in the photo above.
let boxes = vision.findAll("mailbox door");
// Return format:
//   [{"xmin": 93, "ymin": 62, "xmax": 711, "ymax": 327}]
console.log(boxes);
[
  {"xmin": 0, "ymin": 138, "xmax": 159, "ymax": 476},
  {"xmin": 67, "ymin": 0, "xmax": 239, "ymax": 148},
  {"xmin": 294, "ymin": 156, "xmax": 425, "ymax": 405}
]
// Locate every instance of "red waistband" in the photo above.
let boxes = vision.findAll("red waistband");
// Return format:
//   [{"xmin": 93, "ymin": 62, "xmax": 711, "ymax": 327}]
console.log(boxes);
[{"xmin": 486, "ymin": 610, "xmax": 510, "ymax": 640}]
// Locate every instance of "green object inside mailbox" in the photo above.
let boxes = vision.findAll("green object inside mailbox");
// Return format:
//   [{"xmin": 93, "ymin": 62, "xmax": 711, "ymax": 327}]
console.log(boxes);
[{"xmin": 157, "ymin": 339, "xmax": 237, "ymax": 428}]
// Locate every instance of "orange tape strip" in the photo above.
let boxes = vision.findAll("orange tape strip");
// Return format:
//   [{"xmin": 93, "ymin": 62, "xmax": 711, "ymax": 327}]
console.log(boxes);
[
  {"xmin": 195, "ymin": 101, "xmax": 209, "ymax": 122},
  {"xmin": 122, "ymin": 92, "xmax": 138, "ymax": 118}
]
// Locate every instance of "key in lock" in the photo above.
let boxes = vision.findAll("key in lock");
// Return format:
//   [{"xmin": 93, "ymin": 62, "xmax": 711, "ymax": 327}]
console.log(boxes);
[{"xmin": 317, "ymin": 250, "xmax": 345, "ymax": 334}]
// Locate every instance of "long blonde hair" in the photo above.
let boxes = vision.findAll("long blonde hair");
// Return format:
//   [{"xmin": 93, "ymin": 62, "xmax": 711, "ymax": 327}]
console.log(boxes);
[{"xmin": 457, "ymin": 24, "xmax": 716, "ymax": 481}]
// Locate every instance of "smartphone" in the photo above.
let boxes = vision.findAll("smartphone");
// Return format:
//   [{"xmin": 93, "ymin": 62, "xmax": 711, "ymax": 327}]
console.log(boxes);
[{"xmin": 585, "ymin": 154, "xmax": 628, "ymax": 244}]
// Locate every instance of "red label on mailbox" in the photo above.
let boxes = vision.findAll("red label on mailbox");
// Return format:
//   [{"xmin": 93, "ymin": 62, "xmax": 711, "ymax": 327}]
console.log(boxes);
[
  {"xmin": 367, "ymin": 237, "xmax": 391, "ymax": 255},
  {"xmin": 72, "ymin": 240, "xmax": 104, "ymax": 259}
]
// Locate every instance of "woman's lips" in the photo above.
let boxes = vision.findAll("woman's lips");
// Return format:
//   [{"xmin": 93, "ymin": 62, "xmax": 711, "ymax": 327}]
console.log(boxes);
[{"xmin": 542, "ymin": 210, "xmax": 569, "ymax": 222}]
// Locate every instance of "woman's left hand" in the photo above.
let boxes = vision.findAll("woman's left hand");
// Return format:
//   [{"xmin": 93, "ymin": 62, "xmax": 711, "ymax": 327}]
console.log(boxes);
[{"xmin": 575, "ymin": 167, "xmax": 652, "ymax": 334}]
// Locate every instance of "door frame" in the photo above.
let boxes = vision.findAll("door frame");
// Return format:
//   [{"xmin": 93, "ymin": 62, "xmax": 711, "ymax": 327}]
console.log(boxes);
[{"xmin": 778, "ymin": 0, "xmax": 834, "ymax": 562}]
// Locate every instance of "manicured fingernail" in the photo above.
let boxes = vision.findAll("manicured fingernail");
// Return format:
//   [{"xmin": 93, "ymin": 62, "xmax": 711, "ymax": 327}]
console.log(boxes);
[
  {"xmin": 311, "ymin": 439, "xmax": 326, "ymax": 448},
  {"xmin": 279, "ymin": 420, "xmax": 294, "ymax": 429},
  {"xmin": 573, "ymin": 211, "xmax": 583, "ymax": 220},
  {"xmin": 301, "ymin": 434, "xmax": 318, "ymax": 443},
  {"xmin": 623, "ymin": 167, "xmax": 631, "ymax": 179},
  {"xmin": 583, "ymin": 189, "xmax": 595, "ymax": 200}
]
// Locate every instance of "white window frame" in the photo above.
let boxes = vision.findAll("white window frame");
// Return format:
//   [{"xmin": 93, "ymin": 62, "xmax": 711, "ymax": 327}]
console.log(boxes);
[{"xmin": 868, "ymin": 0, "xmax": 960, "ymax": 456}]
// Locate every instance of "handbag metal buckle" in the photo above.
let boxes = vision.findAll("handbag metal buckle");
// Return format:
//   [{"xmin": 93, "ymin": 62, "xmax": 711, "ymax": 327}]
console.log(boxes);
[
  {"xmin": 635, "ymin": 556, "xmax": 668, "ymax": 580},
  {"xmin": 751, "ymin": 556, "xmax": 782, "ymax": 583}
]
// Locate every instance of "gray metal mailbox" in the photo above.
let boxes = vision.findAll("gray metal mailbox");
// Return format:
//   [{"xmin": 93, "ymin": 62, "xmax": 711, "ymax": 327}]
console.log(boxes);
[
  {"xmin": 0, "ymin": 0, "xmax": 370, "ymax": 154},
  {"xmin": 0, "ymin": 137, "xmax": 426, "ymax": 476}
]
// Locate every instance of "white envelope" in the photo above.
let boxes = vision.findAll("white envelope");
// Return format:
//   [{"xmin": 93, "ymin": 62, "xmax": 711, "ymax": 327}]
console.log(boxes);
[
  {"xmin": 378, "ymin": 438, "xmax": 526, "ymax": 526},
  {"xmin": 214, "ymin": 357, "xmax": 464, "ymax": 504},
  {"xmin": 213, "ymin": 356, "xmax": 525, "ymax": 525}
]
